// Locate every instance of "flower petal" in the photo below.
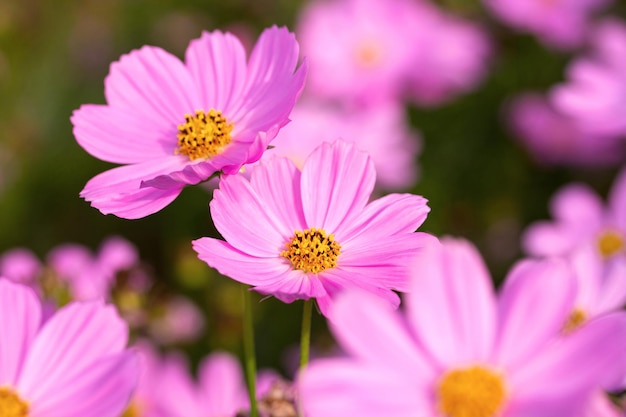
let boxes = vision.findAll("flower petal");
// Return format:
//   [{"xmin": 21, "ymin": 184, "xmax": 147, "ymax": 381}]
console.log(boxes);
[
  {"xmin": 609, "ymin": 166, "xmax": 626, "ymax": 229},
  {"xmin": 210, "ymin": 172, "xmax": 292, "ymax": 257},
  {"xmin": 550, "ymin": 183, "xmax": 604, "ymax": 228},
  {"xmin": 0, "ymin": 279, "xmax": 41, "ymax": 386},
  {"xmin": 185, "ymin": 31, "xmax": 248, "ymax": 114},
  {"xmin": 495, "ymin": 258, "xmax": 576, "ymax": 369},
  {"xmin": 300, "ymin": 141, "xmax": 375, "ymax": 232},
  {"xmin": 71, "ymin": 104, "xmax": 173, "ymax": 165},
  {"xmin": 17, "ymin": 301, "xmax": 129, "ymax": 403},
  {"xmin": 407, "ymin": 239, "xmax": 497, "ymax": 366},
  {"xmin": 28, "ymin": 351, "xmax": 138, "ymax": 417},
  {"xmin": 198, "ymin": 352, "xmax": 247, "ymax": 415},
  {"xmin": 104, "ymin": 45, "xmax": 199, "ymax": 127}
]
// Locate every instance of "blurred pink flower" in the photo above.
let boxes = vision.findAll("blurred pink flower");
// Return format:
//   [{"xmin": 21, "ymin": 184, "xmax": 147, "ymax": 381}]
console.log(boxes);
[
  {"xmin": 484, "ymin": 0, "xmax": 612, "ymax": 49},
  {"xmin": 0, "ymin": 278, "xmax": 138, "ymax": 416},
  {"xmin": 0, "ymin": 248, "xmax": 41, "ymax": 286},
  {"xmin": 552, "ymin": 19, "xmax": 626, "ymax": 138},
  {"xmin": 405, "ymin": 5, "xmax": 491, "ymax": 107},
  {"xmin": 297, "ymin": 0, "xmax": 420, "ymax": 104},
  {"xmin": 147, "ymin": 296, "xmax": 205, "ymax": 345},
  {"xmin": 507, "ymin": 93, "xmax": 625, "ymax": 166},
  {"xmin": 193, "ymin": 140, "xmax": 435, "ymax": 316},
  {"xmin": 72, "ymin": 26, "xmax": 307, "ymax": 219},
  {"xmin": 522, "ymin": 168, "xmax": 626, "ymax": 260},
  {"xmin": 300, "ymin": 239, "xmax": 626, "ymax": 417},
  {"xmin": 257, "ymin": 100, "xmax": 421, "ymax": 190},
  {"xmin": 47, "ymin": 236, "xmax": 140, "ymax": 300}
]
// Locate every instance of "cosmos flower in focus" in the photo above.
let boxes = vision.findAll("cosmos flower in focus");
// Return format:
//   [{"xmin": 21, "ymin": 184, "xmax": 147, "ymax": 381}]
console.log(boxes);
[
  {"xmin": 0, "ymin": 278, "xmax": 138, "ymax": 417},
  {"xmin": 300, "ymin": 239, "xmax": 626, "ymax": 417},
  {"xmin": 193, "ymin": 140, "xmax": 435, "ymax": 317},
  {"xmin": 72, "ymin": 26, "xmax": 307, "ymax": 219}
]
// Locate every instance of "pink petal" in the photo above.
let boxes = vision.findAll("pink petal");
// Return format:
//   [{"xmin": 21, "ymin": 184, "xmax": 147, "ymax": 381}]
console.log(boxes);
[
  {"xmin": 407, "ymin": 239, "xmax": 497, "ymax": 367},
  {"xmin": 609, "ymin": 166, "xmax": 626, "ymax": 228},
  {"xmin": 329, "ymin": 290, "xmax": 435, "ymax": 379},
  {"xmin": 0, "ymin": 280, "xmax": 41, "ymax": 386},
  {"xmin": 336, "ymin": 193, "xmax": 430, "ymax": 242},
  {"xmin": 300, "ymin": 141, "xmax": 375, "ymax": 232},
  {"xmin": 185, "ymin": 31, "xmax": 247, "ymax": 114},
  {"xmin": 550, "ymin": 183, "xmax": 604, "ymax": 228},
  {"xmin": 18, "ymin": 301, "xmax": 129, "ymax": 403},
  {"xmin": 495, "ymin": 258, "xmax": 576, "ymax": 369},
  {"xmin": 522, "ymin": 221, "xmax": 579, "ymax": 256},
  {"xmin": 249, "ymin": 157, "xmax": 307, "ymax": 234},
  {"xmin": 29, "ymin": 351, "xmax": 138, "ymax": 417},
  {"xmin": 104, "ymin": 45, "xmax": 199, "ymax": 127},
  {"xmin": 210, "ymin": 172, "xmax": 292, "ymax": 257},
  {"xmin": 597, "ymin": 259, "xmax": 626, "ymax": 313},
  {"xmin": 71, "ymin": 104, "xmax": 173, "ymax": 165},
  {"xmin": 300, "ymin": 359, "xmax": 429, "ymax": 417},
  {"xmin": 81, "ymin": 160, "xmax": 186, "ymax": 219},
  {"xmin": 230, "ymin": 26, "xmax": 307, "ymax": 135},
  {"xmin": 198, "ymin": 352, "xmax": 247, "ymax": 415}
]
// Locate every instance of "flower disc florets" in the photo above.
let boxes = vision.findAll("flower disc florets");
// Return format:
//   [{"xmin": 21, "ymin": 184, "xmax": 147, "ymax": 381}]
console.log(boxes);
[{"xmin": 281, "ymin": 228, "xmax": 341, "ymax": 273}]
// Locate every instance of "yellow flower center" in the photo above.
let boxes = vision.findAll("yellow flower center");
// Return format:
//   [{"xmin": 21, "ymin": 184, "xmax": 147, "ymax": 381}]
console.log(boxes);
[
  {"xmin": 0, "ymin": 387, "xmax": 29, "ymax": 417},
  {"xmin": 121, "ymin": 401, "xmax": 141, "ymax": 417},
  {"xmin": 175, "ymin": 109, "xmax": 233, "ymax": 161},
  {"xmin": 280, "ymin": 228, "xmax": 341, "ymax": 273},
  {"xmin": 356, "ymin": 41, "xmax": 382, "ymax": 68},
  {"xmin": 437, "ymin": 366, "xmax": 506, "ymax": 417},
  {"xmin": 597, "ymin": 230, "xmax": 624, "ymax": 258},
  {"xmin": 562, "ymin": 308, "xmax": 587, "ymax": 334}
]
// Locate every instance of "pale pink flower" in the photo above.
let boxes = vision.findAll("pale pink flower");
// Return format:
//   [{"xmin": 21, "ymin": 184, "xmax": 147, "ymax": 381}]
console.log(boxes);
[
  {"xmin": 522, "ymin": 167, "xmax": 626, "ymax": 261},
  {"xmin": 484, "ymin": 0, "xmax": 612, "ymax": 50},
  {"xmin": 0, "ymin": 278, "xmax": 138, "ymax": 417},
  {"xmin": 552, "ymin": 19, "xmax": 626, "ymax": 137},
  {"xmin": 300, "ymin": 239, "xmax": 626, "ymax": 417},
  {"xmin": 72, "ymin": 26, "xmax": 306, "ymax": 219},
  {"xmin": 506, "ymin": 93, "xmax": 625, "ymax": 166},
  {"xmin": 193, "ymin": 140, "xmax": 435, "ymax": 316},
  {"xmin": 0, "ymin": 248, "xmax": 41, "ymax": 286},
  {"xmin": 257, "ymin": 100, "xmax": 421, "ymax": 190},
  {"xmin": 147, "ymin": 296, "xmax": 205, "ymax": 344},
  {"xmin": 405, "ymin": 5, "xmax": 491, "ymax": 107},
  {"xmin": 297, "ymin": 0, "xmax": 419, "ymax": 104}
]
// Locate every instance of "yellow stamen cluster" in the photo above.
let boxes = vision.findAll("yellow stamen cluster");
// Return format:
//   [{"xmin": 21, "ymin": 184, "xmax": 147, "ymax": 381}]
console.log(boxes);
[
  {"xmin": 175, "ymin": 109, "xmax": 233, "ymax": 161},
  {"xmin": 0, "ymin": 387, "xmax": 29, "ymax": 417},
  {"xmin": 437, "ymin": 366, "xmax": 506, "ymax": 417},
  {"xmin": 281, "ymin": 228, "xmax": 341, "ymax": 273},
  {"xmin": 597, "ymin": 230, "xmax": 624, "ymax": 258},
  {"xmin": 562, "ymin": 308, "xmax": 587, "ymax": 334},
  {"xmin": 121, "ymin": 401, "xmax": 141, "ymax": 417}
]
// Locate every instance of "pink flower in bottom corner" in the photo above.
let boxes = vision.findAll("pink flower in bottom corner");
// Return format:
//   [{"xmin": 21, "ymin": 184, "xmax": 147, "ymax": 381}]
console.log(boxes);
[
  {"xmin": 71, "ymin": 26, "xmax": 306, "ymax": 219},
  {"xmin": 299, "ymin": 239, "xmax": 626, "ymax": 417},
  {"xmin": 0, "ymin": 278, "xmax": 138, "ymax": 417},
  {"xmin": 193, "ymin": 140, "xmax": 436, "ymax": 317}
]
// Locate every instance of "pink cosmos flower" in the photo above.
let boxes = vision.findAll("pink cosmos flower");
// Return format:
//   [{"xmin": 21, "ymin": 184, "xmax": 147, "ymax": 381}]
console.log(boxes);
[
  {"xmin": 506, "ymin": 93, "xmax": 625, "ymax": 166},
  {"xmin": 297, "ymin": 0, "xmax": 420, "ymax": 104},
  {"xmin": 0, "ymin": 248, "xmax": 41, "ymax": 286},
  {"xmin": 522, "ymin": 167, "xmax": 626, "ymax": 261},
  {"xmin": 72, "ymin": 26, "xmax": 307, "ymax": 219},
  {"xmin": 483, "ymin": 0, "xmax": 612, "ymax": 50},
  {"xmin": 552, "ymin": 19, "xmax": 626, "ymax": 138},
  {"xmin": 299, "ymin": 239, "xmax": 626, "ymax": 417},
  {"xmin": 257, "ymin": 100, "xmax": 421, "ymax": 190},
  {"xmin": 0, "ymin": 278, "xmax": 138, "ymax": 417},
  {"xmin": 193, "ymin": 140, "xmax": 435, "ymax": 316}
]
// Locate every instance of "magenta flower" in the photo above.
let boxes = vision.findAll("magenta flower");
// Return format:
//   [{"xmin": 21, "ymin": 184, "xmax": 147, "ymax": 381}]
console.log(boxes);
[
  {"xmin": 551, "ymin": 19, "xmax": 626, "ymax": 138},
  {"xmin": 72, "ymin": 26, "xmax": 306, "ymax": 219},
  {"xmin": 484, "ymin": 0, "xmax": 612, "ymax": 49},
  {"xmin": 299, "ymin": 239, "xmax": 626, "ymax": 417},
  {"xmin": 506, "ymin": 93, "xmax": 624, "ymax": 167},
  {"xmin": 193, "ymin": 140, "xmax": 434, "ymax": 316},
  {"xmin": 257, "ymin": 100, "xmax": 421, "ymax": 190},
  {"xmin": 0, "ymin": 278, "xmax": 138, "ymax": 417},
  {"xmin": 522, "ymin": 167, "xmax": 626, "ymax": 261}
]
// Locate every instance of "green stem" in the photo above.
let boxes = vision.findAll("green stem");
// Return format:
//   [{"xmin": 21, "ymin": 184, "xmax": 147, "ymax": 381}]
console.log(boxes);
[
  {"xmin": 242, "ymin": 286, "xmax": 258, "ymax": 417},
  {"xmin": 299, "ymin": 299, "xmax": 314, "ymax": 370}
]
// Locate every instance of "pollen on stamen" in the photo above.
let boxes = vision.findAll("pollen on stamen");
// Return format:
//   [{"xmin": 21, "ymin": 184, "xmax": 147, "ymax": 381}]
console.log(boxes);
[
  {"xmin": 437, "ymin": 366, "xmax": 506, "ymax": 417},
  {"xmin": 175, "ymin": 109, "xmax": 233, "ymax": 161},
  {"xmin": 281, "ymin": 228, "xmax": 341, "ymax": 274},
  {"xmin": 0, "ymin": 387, "xmax": 29, "ymax": 417},
  {"xmin": 597, "ymin": 230, "xmax": 624, "ymax": 258},
  {"xmin": 562, "ymin": 308, "xmax": 587, "ymax": 334}
]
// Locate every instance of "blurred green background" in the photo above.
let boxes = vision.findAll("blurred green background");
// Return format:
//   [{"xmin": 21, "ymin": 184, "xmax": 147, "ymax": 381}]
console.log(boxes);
[{"xmin": 0, "ymin": 0, "xmax": 624, "ymax": 373}]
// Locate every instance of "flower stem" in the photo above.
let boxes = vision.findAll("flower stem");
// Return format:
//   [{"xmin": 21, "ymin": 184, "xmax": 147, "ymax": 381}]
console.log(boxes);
[
  {"xmin": 242, "ymin": 286, "xmax": 258, "ymax": 417},
  {"xmin": 299, "ymin": 299, "xmax": 314, "ymax": 370}
]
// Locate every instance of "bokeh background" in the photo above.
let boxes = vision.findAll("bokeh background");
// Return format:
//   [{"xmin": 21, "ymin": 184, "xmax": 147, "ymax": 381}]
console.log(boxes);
[{"xmin": 0, "ymin": 0, "xmax": 625, "ymax": 374}]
